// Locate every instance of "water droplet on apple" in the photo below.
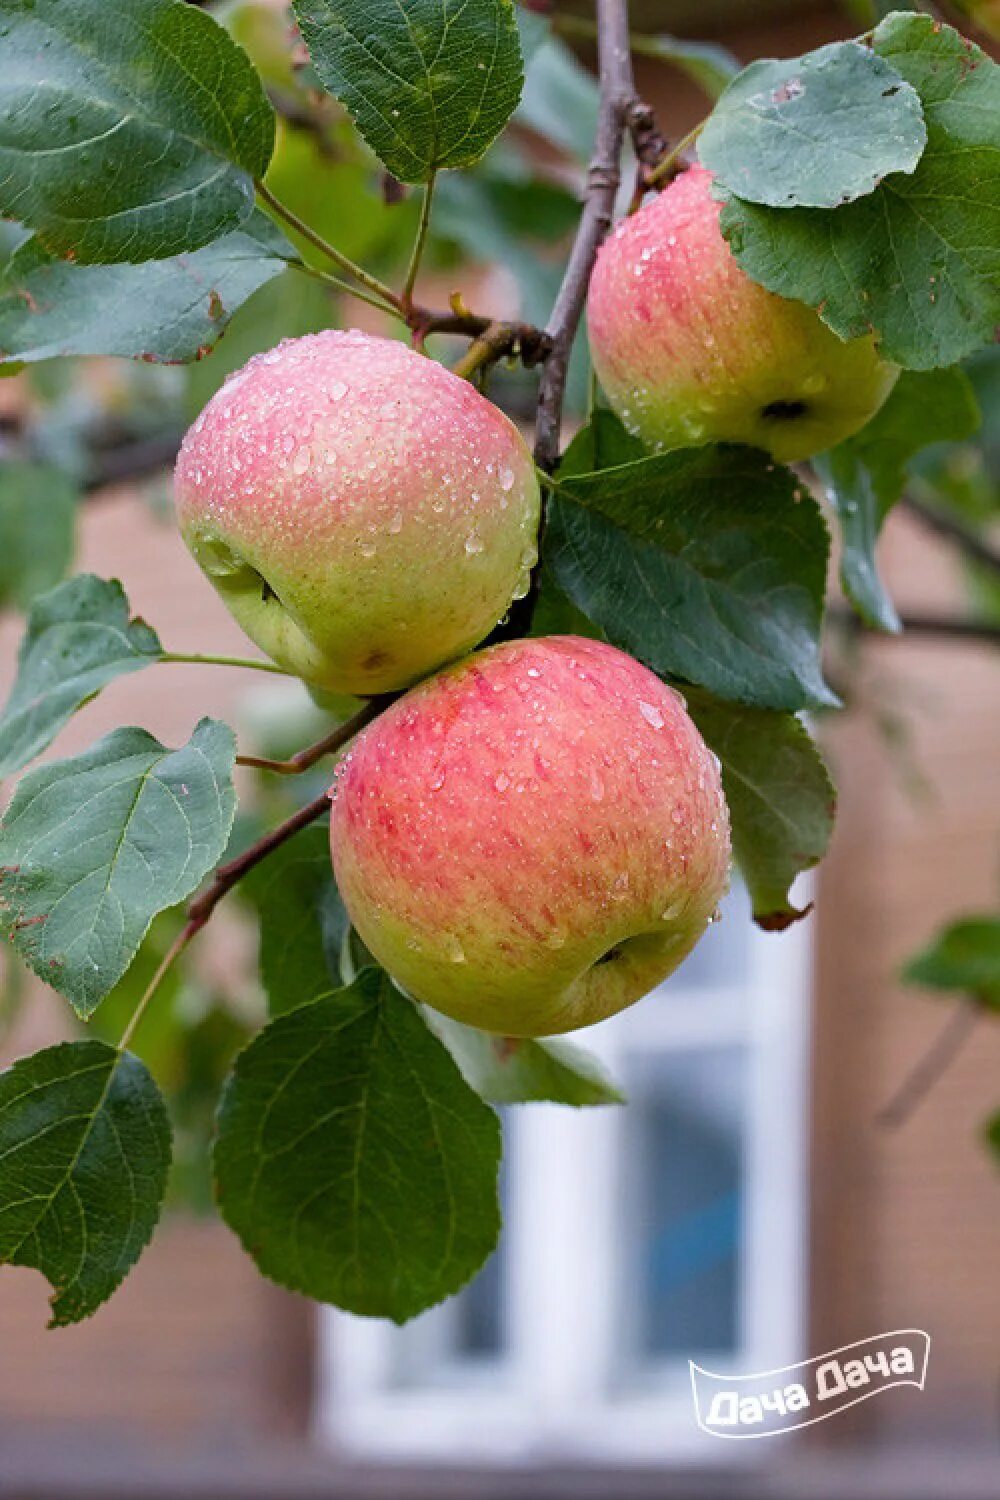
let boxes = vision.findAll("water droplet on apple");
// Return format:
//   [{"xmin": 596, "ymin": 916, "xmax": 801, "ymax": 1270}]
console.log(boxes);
[
  {"xmin": 388, "ymin": 509, "xmax": 403, "ymax": 534},
  {"xmin": 494, "ymin": 772, "xmax": 510, "ymax": 792},
  {"xmin": 359, "ymin": 538, "xmax": 377, "ymax": 558},
  {"xmin": 499, "ymin": 467, "xmax": 515, "ymax": 492},
  {"xmin": 329, "ymin": 381, "xmax": 348, "ymax": 400},
  {"xmin": 611, "ymin": 872, "xmax": 630, "ymax": 901},
  {"xmin": 465, "ymin": 532, "xmax": 485, "ymax": 555},
  {"xmin": 446, "ymin": 937, "xmax": 467, "ymax": 963},
  {"xmin": 638, "ymin": 700, "xmax": 664, "ymax": 730}
]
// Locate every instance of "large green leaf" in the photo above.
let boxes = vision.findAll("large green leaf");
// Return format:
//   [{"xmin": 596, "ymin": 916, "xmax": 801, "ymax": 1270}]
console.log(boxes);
[
  {"xmin": 0, "ymin": 719, "xmax": 237, "ymax": 1015},
  {"xmin": 293, "ymin": 0, "xmax": 523, "ymax": 183},
  {"xmin": 701, "ymin": 41, "xmax": 925, "ymax": 209},
  {"xmin": 903, "ymin": 914, "xmax": 1000, "ymax": 1010},
  {"xmin": 0, "ymin": 0, "xmax": 275, "ymax": 264},
  {"xmin": 0, "ymin": 461, "xmax": 77, "ymax": 609},
  {"xmin": 215, "ymin": 969, "xmax": 501, "ymax": 1322},
  {"xmin": 244, "ymin": 824, "xmax": 348, "ymax": 1016},
  {"xmin": 720, "ymin": 15, "xmax": 1000, "ymax": 369},
  {"xmin": 424, "ymin": 1012, "xmax": 624, "ymax": 1106},
  {"xmin": 0, "ymin": 575, "xmax": 163, "ymax": 779},
  {"xmin": 0, "ymin": 1040, "xmax": 170, "ymax": 1325},
  {"xmin": 686, "ymin": 691, "xmax": 835, "ymax": 929},
  {"xmin": 546, "ymin": 445, "xmax": 836, "ymax": 711},
  {"xmin": 816, "ymin": 368, "xmax": 981, "ymax": 632},
  {"xmin": 0, "ymin": 213, "xmax": 294, "ymax": 366}
]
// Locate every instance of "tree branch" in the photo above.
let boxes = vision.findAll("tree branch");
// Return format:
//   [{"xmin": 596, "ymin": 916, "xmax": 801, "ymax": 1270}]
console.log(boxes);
[
  {"xmin": 235, "ymin": 695, "xmax": 387, "ymax": 774},
  {"xmin": 185, "ymin": 790, "xmax": 335, "ymax": 938},
  {"xmin": 902, "ymin": 494, "xmax": 1000, "ymax": 578},
  {"xmin": 831, "ymin": 605, "xmax": 1000, "ymax": 645},
  {"xmin": 534, "ymin": 0, "xmax": 636, "ymax": 471}
]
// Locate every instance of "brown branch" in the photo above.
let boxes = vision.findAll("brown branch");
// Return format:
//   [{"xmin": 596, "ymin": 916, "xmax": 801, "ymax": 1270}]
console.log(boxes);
[
  {"xmin": 184, "ymin": 790, "xmax": 335, "ymax": 939},
  {"xmin": 184, "ymin": 699, "xmax": 386, "ymax": 935},
  {"xmin": 533, "ymin": 0, "xmax": 636, "ymax": 471},
  {"xmin": 830, "ymin": 605, "xmax": 1000, "ymax": 646},
  {"xmin": 235, "ymin": 695, "xmax": 387, "ymax": 774},
  {"xmin": 877, "ymin": 1001, "xmax": 979, "ymax": 1130},
  {"xmin": 901, "ymin": 495, "xmax": 1000, "ymax": 578}
]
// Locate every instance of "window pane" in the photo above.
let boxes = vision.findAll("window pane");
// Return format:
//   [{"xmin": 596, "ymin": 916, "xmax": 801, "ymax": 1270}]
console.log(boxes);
[
  {"xmin": 660, "ymin": 883, "xmax": 750, "ymax": 991},
  {"xmin": 618, "ymin": 1047, "xmax": 746, "ymax": 1373}
]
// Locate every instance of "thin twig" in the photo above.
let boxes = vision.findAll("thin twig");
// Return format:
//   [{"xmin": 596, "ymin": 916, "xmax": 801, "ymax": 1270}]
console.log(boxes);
[
  {"xmin": 902, "ymin": 495, "xmax": 1000, "ymax": 578},
  {"xmin": 830, "ymin": 606, "xmax": 1000, "ymax": 646},
  {"xmin": 877, "ymin": 1001, "xmax": 979, "ymax": 1130},
  {"xmin": 534, "ymin": 0, "xmax": 637, "ymax": 471},
  {"xmin": 235, "ymin": 696, "xmax": 386, "ymax": 774},
  {"xmin": 186, "ymin": 790, "xmax": 335, "ymax": 937},
  {"xmin": 119, "ymin": 925, "xmax": 193, "ymax": 1052}
]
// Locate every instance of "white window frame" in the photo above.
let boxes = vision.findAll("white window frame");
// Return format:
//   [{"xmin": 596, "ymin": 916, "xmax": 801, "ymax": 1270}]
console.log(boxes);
[{"xmin": 315, "ymin": 891, "xmax": 812, "ymax": 1467}]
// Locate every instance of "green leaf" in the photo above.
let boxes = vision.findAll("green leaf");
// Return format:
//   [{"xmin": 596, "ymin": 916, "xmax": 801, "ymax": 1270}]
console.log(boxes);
[
  {"xmin": 641, "ymin": 35, "xmax": 739, "ymax": 101},
  {"xmin": 545, "ymin": 445, "xmax": 836, "ymax": 712},
  {"xmin": 557, "ymin": 408, "xmax": 646, "ymax": 479},
  {"xmin": 701, "ymin": 41, "xmax": 925, "ymax": 209},
  {"xmin": 424, "ymin": 1012, "xmax": 624, "ymax": 1106},
  {"xmin": 0, "ymin": 719, "xmax": 237, "ymax": 1016},
  {"xmin": 0, "ymin": 1039, "xmax": 170, "ymax": 1325},
  {"xmin": 0, "ymin": 0, "xmax": 275, "ymax": 264},
  {"xmin": 816, "ymin": 368, "xmax": 981, "ymax": 631},
  {"xmin": 719, "ymin": 15, "xmax": 1000, "ymax": 369},
  {"xmin": 0, "ymin": 575, "xmax": 163, "ymax": 779},
  {"xmin": 0, "ymin": 461, "xmax": 76, "ymax": 609},
  {"xmin": 0, "ymin": 212, "xmax": 294, "ymax": 366},
  {"xmin": 215, "ymin": 970, "xmax": 501, "ymax": 1322},
  {"xmin": 986, "ymin": 1110, "xmax": 1000, "ymax": 1165},
  {"xmin": 515, "ymin": 25, "xmax": 599, "ymax": 162},
  {"xmin": 903, "ymin": 914, "xmax": 1000, "ymax": 1010},
  {"xmin": 686, "ymin": 691, "xmax": 835, "ymax": 929},
  {"xmin": 292, "ymin": 0, "xmax": 523, "ymax": 183},
  {"xmin": 244, "ymin": 824, "xmax": 348, "ymax": 1015}
]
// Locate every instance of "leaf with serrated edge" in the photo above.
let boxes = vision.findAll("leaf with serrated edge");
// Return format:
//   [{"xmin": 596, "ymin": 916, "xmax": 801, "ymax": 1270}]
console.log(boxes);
[
  {"xmin": 215, "ymin": 970, "xmax": 501, "ymax": 1322},
  {"xmin": 701, "ymin": 41, "xmax": 925, "ymax": 209},
  {"xmin": 293, "ymin": 0, "xmax": 523, "ymax": 183},
  {"xmin": 686, "ymin": 690, "xmax": 835, "ymax": 928},
  {"xmin": 0, "ymin": 1040, "xmax": 171, "ymax": 1326},
  {"xmin": 0, "ymin": 575, "xmax": 163, "ymax": 779},
  {"xmin": 816, "ymin": 367, "xmax": 981, "ymax": 632},
  {"xmin": 0, "ymin": 213, "xmax": 294, "ymax": 366},
  {"xmin": 719, "ymin": 16, "xmax": 1000, "ymax": 369},
  {"xmin": 0, "ymin": 0, "xmax": 275, "ymax": 264},
  {"xmin": 0, "ymin": 719, "xmax": 237, "ymax": 1015},
  {"xmin": 546, "ymin": 445, "xmax": 836, "ymax": 712},
  {"xmin": 424, "ymin": 1011, "xmax": 624, "ymax": 1106}
]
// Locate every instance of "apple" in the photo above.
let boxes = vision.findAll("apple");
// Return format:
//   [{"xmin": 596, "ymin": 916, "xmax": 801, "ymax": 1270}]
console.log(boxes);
[
  {"xmin": 587, "ymin": 164, "xmax": 898, "ymax": 464},
  {"xmin": 330, "ymin": 635, "xmax": 731, "ymax": 1037},
  {"xmin": 174, "ymin": 330, "xmax": 541, "ymax": 695}
]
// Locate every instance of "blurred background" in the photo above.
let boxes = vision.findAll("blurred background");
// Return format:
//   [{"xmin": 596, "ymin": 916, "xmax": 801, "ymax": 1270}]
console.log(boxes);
[{"xmin": 0, "ymin": 0, "xmax": 997, "ymax": 1495}]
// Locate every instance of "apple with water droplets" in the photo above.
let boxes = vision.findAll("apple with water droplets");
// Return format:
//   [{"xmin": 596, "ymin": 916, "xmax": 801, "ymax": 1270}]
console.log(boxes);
[
  {"xmin": 174, "ymin": 330, "xmax": 541, "ymax": 694},
  {"xmin": 330, "ymin": 635, "xmax": 731, "ymax": 1036},
  {"xmin": 587, "ymin": 164, "xmax": 898, "ymax": 464}
]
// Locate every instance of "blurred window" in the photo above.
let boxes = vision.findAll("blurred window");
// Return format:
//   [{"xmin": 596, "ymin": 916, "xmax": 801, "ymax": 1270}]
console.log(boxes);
[{"xmin": 318, "ymin": 882, "xmax": 810, "ymax": 1463}]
